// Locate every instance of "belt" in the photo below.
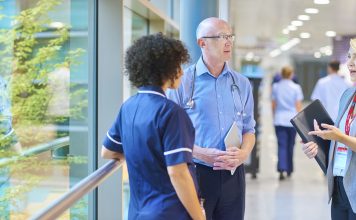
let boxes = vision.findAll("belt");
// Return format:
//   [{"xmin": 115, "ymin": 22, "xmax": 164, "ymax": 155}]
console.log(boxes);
[{"xmin": 334, "ymin": 176, "xmax": 343, "ymax": 182}]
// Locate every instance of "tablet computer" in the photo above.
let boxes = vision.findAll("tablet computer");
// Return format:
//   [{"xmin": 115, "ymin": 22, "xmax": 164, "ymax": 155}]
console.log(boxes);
[
  {"xmin": 224, "ymin": 121, "xmax": 241, "ymax": 175},
  {"xmin": 224, "ymin": 121, "xmax": 241, "ymax": 150}
]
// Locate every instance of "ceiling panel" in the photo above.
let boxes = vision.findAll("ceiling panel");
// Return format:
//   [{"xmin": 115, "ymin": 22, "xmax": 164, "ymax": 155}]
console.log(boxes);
[{"xmin": 230, "ymin": 0, "xmax": 356, "ymax": 57}]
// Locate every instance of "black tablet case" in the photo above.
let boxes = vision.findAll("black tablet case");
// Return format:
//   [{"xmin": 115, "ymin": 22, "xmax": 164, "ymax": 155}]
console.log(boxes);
[{"xmin": 290, "ymin": 99, "xmax": 334, "ymax": 174}]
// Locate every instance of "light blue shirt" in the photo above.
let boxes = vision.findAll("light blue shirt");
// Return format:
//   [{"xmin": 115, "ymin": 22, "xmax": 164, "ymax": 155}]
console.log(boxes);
[
  {"xmin": 311, "ymin": 74, "xmax": 351, "ymax": 121},
  {"xmin": 272, "ymin": 79, "xmax": 303, "ymax": 127},
  {"xmin": 167, "ymin": 57, "xmax": 256, "ymax": 166}
]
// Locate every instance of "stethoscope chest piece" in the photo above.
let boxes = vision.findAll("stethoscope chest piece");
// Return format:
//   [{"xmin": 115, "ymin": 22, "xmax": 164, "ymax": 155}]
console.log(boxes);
[{"xmin": 186, "ymin": 99, "xmax": 194, "ymax": 109}]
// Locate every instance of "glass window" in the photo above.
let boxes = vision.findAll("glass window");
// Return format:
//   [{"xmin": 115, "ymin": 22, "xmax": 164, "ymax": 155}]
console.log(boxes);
[
  {"xmin": 0, "ymin": 0, "xmax": 92, "ymax": 219},
  {"xmin": 123, "ymin": 7, "xmax": 148, "ymax": 100}
]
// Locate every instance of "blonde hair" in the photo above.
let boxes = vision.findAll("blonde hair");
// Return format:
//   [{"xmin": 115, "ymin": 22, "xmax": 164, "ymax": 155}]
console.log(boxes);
[
  {"xmin": 351, "ymin": 38, "xmax": 356, "ymax": 51},
  {"xmin": 281, "ymin": 66, "xmax": 293, "ymax": 79}
]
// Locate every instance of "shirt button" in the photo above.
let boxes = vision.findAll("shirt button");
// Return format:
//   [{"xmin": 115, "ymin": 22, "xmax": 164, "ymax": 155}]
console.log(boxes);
[
  {"xmin": 219, "ymin": 112, "xmax": 222, "ymax": 114},
  {"xmin": 221, "ymin": 128, "xmax": 224, "ymax": 131}
]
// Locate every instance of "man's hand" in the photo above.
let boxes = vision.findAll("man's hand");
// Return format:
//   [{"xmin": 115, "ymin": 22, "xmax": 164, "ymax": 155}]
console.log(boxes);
[
  {"xmin": 213, "ymin": 148, "xmax": 249, "ymax": 170},
  {"xmin": 193, "ymin": 146, "xmax": 227, "ymax": 166},
  {"xmin": 202, "ymin": 148, "xmax": 227, "ymax": 165}
]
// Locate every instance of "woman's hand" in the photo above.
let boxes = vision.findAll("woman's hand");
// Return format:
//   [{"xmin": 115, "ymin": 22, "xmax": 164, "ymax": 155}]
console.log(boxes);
[
  {"xmin": 302, "ymin": 141, "xmax": 318, "ymax": 159},
  {"xmin": 308, "ymin": 119, "xmax": 343, "ymax": 142}
]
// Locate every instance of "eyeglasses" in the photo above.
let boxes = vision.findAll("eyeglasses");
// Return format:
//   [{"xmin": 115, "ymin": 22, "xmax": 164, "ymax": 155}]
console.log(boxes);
[{"xmin": 202, "ymin": 34, "xmax": 235, "ymax": 42}]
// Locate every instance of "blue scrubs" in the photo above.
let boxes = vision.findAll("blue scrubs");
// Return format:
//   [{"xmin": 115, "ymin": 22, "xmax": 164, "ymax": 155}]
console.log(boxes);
[
  {"xmin": 103, "ymin": 86, "xmax": 197, "ymax": 220},
  {"xmin": 272, "ymin": 79, "xmax": 303, "ymax": 174}
]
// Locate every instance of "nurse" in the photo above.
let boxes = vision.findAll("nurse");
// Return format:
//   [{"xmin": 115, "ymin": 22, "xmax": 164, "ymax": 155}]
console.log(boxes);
[
  {"xmin": 101, "ymin": 33, "xmax": 205, "ymax": 220},
  {"xmin": 271, "ymin": 66, "xmax": 303, "ymax": 180}
]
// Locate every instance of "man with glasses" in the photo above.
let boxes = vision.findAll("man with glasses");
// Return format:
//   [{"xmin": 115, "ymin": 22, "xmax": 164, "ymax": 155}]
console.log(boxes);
[{"xmin": 167, "ymin": 17, "xmax": 256, "ymax": 220}]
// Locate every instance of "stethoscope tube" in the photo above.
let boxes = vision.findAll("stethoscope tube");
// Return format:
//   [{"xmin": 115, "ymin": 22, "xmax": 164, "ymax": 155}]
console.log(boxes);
[
  {"xmin": 185, "ymin": 67, "xmax": 196, "ymax": 109},
  {"xmin": 185, "ymin": 66, "xmax": 245, "ymax": 121}
]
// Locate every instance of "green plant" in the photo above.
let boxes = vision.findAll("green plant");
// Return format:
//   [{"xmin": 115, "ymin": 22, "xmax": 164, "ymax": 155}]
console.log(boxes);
[
  {"xmin": 0, "ymin": 0, "xmax": 88, "ymax": 219},
  {"xmin": 0, "ymin": 0, "xmax": 85, "ymax": 142}
]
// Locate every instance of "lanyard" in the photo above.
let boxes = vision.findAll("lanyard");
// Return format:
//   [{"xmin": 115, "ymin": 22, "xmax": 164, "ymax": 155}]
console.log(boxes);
[{"xmin": 345, "ymin": 94, "xmax": 356, "ymax": 135}]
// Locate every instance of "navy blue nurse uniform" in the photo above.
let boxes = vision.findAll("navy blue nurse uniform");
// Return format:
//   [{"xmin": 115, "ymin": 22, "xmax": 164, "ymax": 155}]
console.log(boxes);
[{"xmin": 102, "ymin": 86, "xmax": 197, "ymax": 220}]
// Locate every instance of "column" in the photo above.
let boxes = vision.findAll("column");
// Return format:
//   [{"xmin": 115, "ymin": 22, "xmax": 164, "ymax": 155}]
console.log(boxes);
[{"xmin": 180, "ymin": 0, "xmax": 218, "ymax": 64}]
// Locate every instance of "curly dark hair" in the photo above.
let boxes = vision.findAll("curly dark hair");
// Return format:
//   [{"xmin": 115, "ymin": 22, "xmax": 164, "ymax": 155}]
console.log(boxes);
[{"xmin": 125, "ymin": 33, "xmax": 190, "ymax": 88}]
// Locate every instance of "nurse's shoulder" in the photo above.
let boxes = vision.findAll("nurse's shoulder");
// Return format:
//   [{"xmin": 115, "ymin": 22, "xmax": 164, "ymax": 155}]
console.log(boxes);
[{"xmin": 160, "ymin": 98, "xmax": 192, "ymax": 123}]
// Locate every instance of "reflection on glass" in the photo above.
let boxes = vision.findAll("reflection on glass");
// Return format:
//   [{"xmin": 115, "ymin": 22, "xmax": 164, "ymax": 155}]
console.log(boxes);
[{"xmin": 0, "ymin": 0, "xmax": 90, "ymax": 219}]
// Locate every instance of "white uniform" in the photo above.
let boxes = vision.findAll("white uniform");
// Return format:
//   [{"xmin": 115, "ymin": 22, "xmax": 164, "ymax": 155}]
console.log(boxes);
[{"xmin": 311, "ymin": 74, "xmax": 351, "ymax": 121}]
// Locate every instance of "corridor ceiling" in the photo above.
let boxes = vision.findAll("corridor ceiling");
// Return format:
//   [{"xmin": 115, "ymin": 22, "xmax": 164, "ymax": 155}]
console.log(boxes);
[{"xmin": 230, "ymin": 0, "xmax": 356, "ymax": 57}]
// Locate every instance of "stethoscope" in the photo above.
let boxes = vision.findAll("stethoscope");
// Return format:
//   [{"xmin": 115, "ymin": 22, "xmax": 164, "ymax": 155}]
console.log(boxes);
[{"xmin": 184, "ymin": 66, "xmax": 245, "ymax": 120}]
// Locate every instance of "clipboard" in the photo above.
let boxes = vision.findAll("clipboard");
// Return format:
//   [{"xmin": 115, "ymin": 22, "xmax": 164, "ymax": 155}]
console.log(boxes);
[
  {"xmin": 224, "ymin": 121, "xmax": 241, "ymax": 175},
  {"xmin": 290, "ymin": 99, "xmax": 334, "ymax": 174}
]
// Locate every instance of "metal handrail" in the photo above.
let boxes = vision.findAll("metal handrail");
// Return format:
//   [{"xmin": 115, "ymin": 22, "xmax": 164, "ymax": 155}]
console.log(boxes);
[
  {"xmin": 30, "ymin": 159, "xmax": 123, "ymax": 220},
  {"xmin": 0, "ymin": 136, "xmax": 70, "ymax": 167}
]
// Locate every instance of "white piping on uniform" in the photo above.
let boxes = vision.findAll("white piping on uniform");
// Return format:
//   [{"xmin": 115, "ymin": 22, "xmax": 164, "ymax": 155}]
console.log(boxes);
[
  {"xmin": 138, "ymin": 91, "xmax": 166, "ymax": 98},
  {"xmin": 164, "ymin": 148, "xmax": 192, "ymax": 155},
  {"xmin": 106, "ymin": 132, "xmax": 122, "ymax": 145}
]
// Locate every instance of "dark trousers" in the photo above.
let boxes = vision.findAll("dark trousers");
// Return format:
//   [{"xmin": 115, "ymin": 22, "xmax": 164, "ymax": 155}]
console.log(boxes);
[
  {"xmin": 195, "ymin": 163, "xmax": 245, "ymax": 220},
  {"xmin": 331, "ymin": 177, "xmax": 356, "ymax": 220},
  {"xmin": 275, "ymin": 126, "xmax": 296, "ymax": 173}
]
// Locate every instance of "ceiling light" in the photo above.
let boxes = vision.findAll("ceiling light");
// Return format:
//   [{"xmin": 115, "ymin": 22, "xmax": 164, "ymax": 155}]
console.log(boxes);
[
  {"xmin": 300, "ymin": 32, "xmax": 311, "ymax": 38},
  {"xmin": 314, "ymin": 0, "xmax": 330, "ymax": 5},
  {"xmin": 314, "ymin": 52, "xmax": 321, "ymax": 58},
  {"xmin": 305, "ymin": 8, "xmax": 319, "ymax": 14},
  {"xmin": 291, "ymin": 20, "xmax": 303, "ymax": 26},
  {"xmin": 288, "ymin": 25, "xmax": 297, "ymax": 31},
  {"xmin": 280, "ymin": 38, "xmax": 301, "ymax": 51},
  {"xmin": 320, "ymin": 45, "xmax": 331, "ymax": 53},
  {"xmin": 282, "ymin": 29, "xmax": 289, "ymax": 34},
  {"xmin": 245, "ymin": 52, "xmax": 254, "ymax": 61},
  {"xmin": 325, "ymin": 49, "xmax": 332, "ymax": 56},
  {"xmin": 298, "ymin": 15, "xmax": 310, "ymax": 21},
  {"xmin": 253, "ymin": 56, "xmax": 261, "ymax": 62},
  {"xmin": 325, "ymin": 31, "xmax": 336, "ymax": 37},
  {"xmin": 270, "ymin": 49, "xmax": 281, "ymax": 57},
  {"xmin": 320, "ymin": 45, "xmax": 332, "ymax": 56}
]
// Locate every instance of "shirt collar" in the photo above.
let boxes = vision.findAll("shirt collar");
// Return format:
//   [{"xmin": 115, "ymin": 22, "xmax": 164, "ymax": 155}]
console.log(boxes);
[
  {"xmin": 138, "ymin": 85, "xmax": 166, "ymax": 97},
  {"xmin": 195, "ymin": 56, "xmax": 231, "ymax": 77}
]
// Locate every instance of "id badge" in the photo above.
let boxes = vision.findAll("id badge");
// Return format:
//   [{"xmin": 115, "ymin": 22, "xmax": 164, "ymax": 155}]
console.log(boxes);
[{"xmin": 334, "ymin": 146, "xmax": 348, "ymax": 170}]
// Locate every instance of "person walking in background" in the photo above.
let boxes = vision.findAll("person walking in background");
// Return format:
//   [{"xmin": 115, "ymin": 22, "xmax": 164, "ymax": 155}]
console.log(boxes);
[
  {"xmin": 311, "ymin": 60, "xmax": 351, "ymax": 121},
  {"xmin": 271, "ymin": 66, "xmax": 303, "ymax": 180},
  {"xmin": 167, "ymin": 17, "xmax": 256, "ymax": 220},
  {"xmin": 303, "ymin": 39, "xmax": 356, "ymax": 219},
  {"xmin": 272, "ymin": 71, "xmax": 299, "ymax": 84},
  {"xmin": 101, "ymin": 33, "xmax": 205, "ymax": 220}
]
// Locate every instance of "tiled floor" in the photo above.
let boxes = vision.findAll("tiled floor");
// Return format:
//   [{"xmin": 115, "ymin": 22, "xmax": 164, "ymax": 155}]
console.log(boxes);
[{"xmin": 245, "ymin": 74, "xmax": 331, "ymax": 220}]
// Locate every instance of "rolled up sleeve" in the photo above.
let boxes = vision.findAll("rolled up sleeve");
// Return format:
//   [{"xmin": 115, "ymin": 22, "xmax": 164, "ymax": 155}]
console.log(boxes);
[{"xmin": 242, "ymin": 82, "xmax": 256, "ymax": 134}]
